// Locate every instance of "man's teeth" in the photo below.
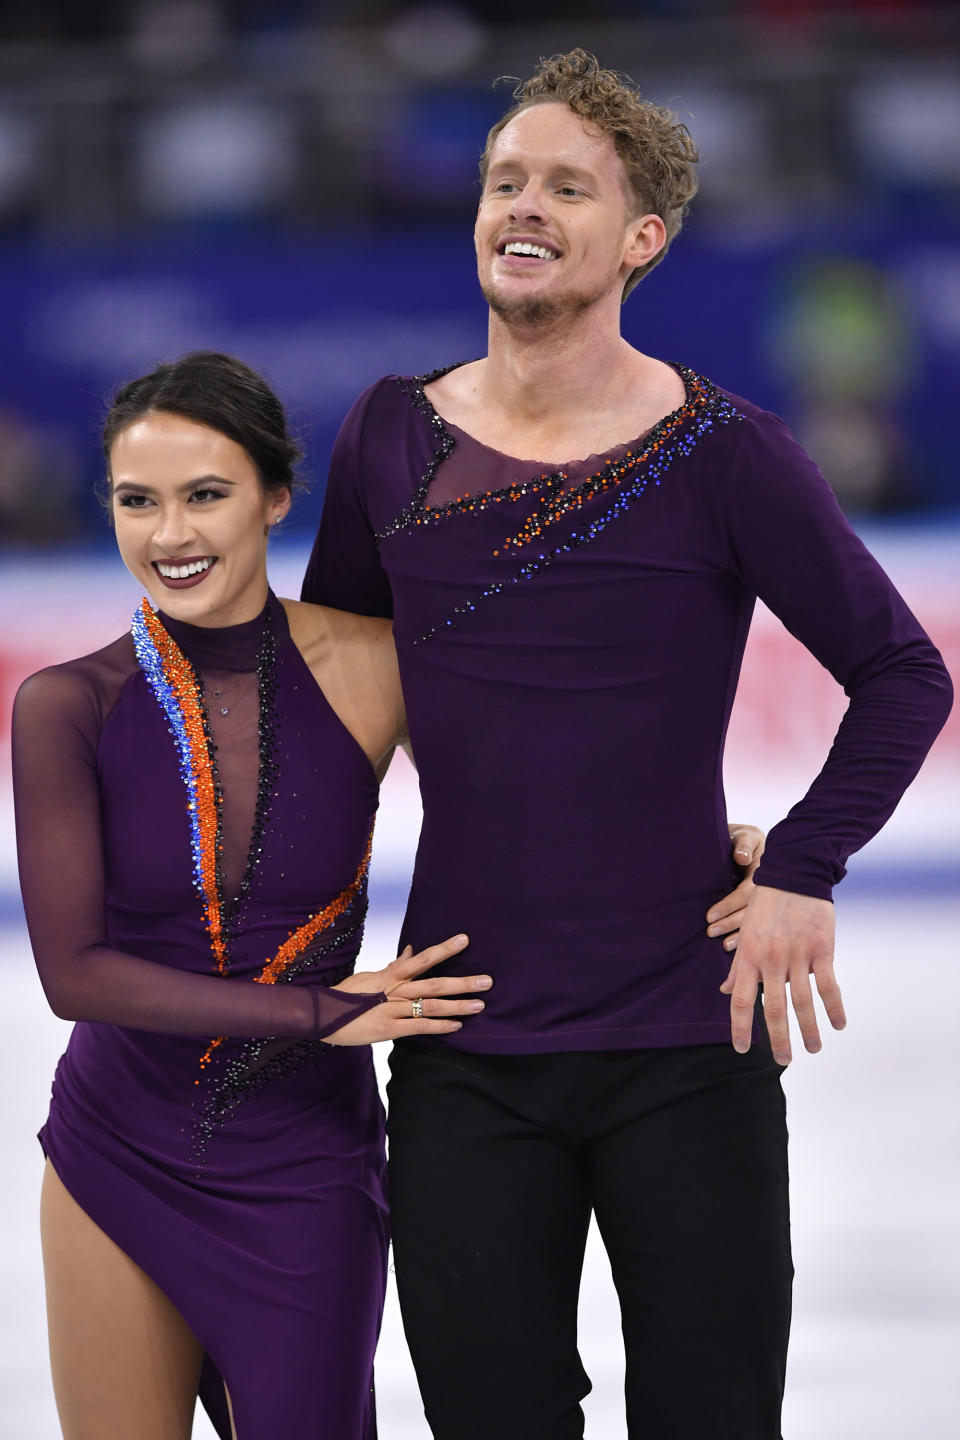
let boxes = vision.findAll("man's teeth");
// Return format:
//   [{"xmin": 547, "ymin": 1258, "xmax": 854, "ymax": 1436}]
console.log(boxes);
[
  {"xmin": 504, "ymin": 242, "xmax": 558, "ymax": 260},
  {"xmin": 156, "ymin": 558, "xmax": 214, "ymax": 579}
]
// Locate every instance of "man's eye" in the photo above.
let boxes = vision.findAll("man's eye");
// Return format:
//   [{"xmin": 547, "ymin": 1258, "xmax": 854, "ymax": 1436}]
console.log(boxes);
[
  {"xmin": 558, "ymin": 186, "xmax": 581, "ymax": 197},
  {"xmin": 493, "ymin": 182, "xmax": 516, "ymax": 193}
]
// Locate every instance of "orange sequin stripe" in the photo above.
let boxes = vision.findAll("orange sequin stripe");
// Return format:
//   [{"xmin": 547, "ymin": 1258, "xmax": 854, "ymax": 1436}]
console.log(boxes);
[
  {"xmin": 502, "ymin": 383, "xmax": 708, "ymax": 554},
  {"xmin": 254, "ymin": 827, "xmax": 374, "ymax": 987},
  {"xmin": 139, "ymin": 601, "xmax": 228, "ymax": 974},
  {"xmin": 194, "ymin": 827, "xmax": 373, "ymax": 1080}
]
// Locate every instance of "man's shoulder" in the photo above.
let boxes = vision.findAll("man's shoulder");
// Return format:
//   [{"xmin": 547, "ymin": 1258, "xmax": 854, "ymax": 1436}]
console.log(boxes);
[
  {"xmin": 339, "ymin": 371, "xmax": 435, "ymax": 451},
  {"xmin": 347, "ymin": 361, "xmax": 476, "ymax": 423},
  {"xmin": 703, "ymin": 375, "xmax": 791, "ymax": 441}
]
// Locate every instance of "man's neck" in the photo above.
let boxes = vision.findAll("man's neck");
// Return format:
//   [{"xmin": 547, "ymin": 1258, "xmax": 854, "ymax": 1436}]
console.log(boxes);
[{"xmin": 480, "ymin": 306, "xmax": 639, "ymax": 427}]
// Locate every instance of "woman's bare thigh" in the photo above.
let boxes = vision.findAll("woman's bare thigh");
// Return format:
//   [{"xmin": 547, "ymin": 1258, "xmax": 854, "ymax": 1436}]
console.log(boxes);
[{"xmin": 40, "ymin": 1159, "xmax": 205, "ymax": 1440}]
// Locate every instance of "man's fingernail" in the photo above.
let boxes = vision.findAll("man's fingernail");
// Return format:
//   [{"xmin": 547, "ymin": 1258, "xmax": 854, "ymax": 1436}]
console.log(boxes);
[
  {"xmin": 475, "ymin": 976, "xmax": 492, "ymax": 989},
  {"xmin": 706, "ymin": 911, "xmax": 718, "ymax": 924},
  {"xmin": 734, "ymin": 1041, "xmax": 748, "ymax": 1053},
  {"xmin": 454, "ymin": 934, "xmax": 468, "ymax": 944}
]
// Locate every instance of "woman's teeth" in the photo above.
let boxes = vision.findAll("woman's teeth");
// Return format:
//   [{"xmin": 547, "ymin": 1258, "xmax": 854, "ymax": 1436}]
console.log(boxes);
[{"xmin": 156, "ymin": 558, "xmax": 214, "ymax": 579}]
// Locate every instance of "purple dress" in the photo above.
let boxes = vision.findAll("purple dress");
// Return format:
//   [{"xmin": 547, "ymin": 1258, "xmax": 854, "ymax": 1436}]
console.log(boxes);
[{"xmin": 13, "ymin": 593, "xmax": 389, "ymax": 1439}]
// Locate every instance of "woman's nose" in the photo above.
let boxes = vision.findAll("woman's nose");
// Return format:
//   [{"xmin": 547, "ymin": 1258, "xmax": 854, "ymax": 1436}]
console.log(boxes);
[{"xmin": 152, "ymin": 505, "xmax": 196, "ymax": 552}]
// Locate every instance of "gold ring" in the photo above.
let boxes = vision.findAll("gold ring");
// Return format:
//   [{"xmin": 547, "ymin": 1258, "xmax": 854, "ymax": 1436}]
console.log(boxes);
[{"xmin": 411, "ymin": 997, "xmax": 424, "ymax": 1020}]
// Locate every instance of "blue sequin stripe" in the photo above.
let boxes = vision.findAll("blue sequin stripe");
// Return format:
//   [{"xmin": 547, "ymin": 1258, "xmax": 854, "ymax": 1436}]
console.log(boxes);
[
  {"xmin": 130, "ymin": 603, "xmax": 208, "ymax": 902},
  {"xmin": 413, "ymin": 393, "xmax": 743, "ymax": 645}
]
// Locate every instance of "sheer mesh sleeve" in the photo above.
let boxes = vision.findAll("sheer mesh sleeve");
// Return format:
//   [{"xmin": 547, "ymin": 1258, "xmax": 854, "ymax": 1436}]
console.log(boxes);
[{"xmin": 12, "ymin": 663, "xmax": 384, "ymax": 1041}]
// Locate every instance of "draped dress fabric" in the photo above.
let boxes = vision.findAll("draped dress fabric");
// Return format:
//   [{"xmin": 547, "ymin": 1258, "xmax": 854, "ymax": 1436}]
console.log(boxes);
[
  {"xmin": 301, "ymin": 362, "xmax": 953, "ymax": 1054},
  {"xmin": 13, "ymin": 594, "xmax": 388, "ymax": 1439}
]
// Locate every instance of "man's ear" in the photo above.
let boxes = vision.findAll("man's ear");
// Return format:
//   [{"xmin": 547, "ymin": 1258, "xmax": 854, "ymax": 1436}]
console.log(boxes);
[{"xmin": 624, "ymin": 212, "xmax": 667, "ymax": 273}]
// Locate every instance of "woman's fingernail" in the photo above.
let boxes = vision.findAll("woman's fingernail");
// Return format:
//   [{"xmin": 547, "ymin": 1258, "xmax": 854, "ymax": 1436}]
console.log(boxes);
[
  {"xmin": 706, "ymin": 911, "xmax": 718, "ymax": 924},
  {"xmin": 475, "ymin": 976, "xmax": 492, "ymax": 989},
  {"xmin": 454, "ymin": 934, "xmax": 468, "ymax": 945},
  {"xmin": 468, "ymin": 1000, "xmax": 485, "ymax": 1012},
  {"xmin": 707, "ymin": 925, "xmax": 719, "ymax": 937}
]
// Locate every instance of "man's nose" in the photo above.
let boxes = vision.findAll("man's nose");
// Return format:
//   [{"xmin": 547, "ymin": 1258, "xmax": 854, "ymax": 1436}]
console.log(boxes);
[{"xmin": 509, "ymin": 181, "xmax": 548, "ymax": 225}]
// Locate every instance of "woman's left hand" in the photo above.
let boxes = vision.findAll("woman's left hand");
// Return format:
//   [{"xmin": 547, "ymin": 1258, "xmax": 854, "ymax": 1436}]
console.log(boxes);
[{"xmin": 705, "ymin": 823, "xmax": 766, "ymax": 955}]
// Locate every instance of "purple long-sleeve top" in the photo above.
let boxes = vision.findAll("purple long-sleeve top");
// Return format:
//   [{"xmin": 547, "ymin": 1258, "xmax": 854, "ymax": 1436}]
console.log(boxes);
[{"xmin": 302, "ymin": 363, "xmax": 952, "ymax": 1053}]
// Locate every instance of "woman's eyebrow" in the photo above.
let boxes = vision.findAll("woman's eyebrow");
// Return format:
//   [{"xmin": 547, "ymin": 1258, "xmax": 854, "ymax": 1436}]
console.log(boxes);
[{"xmin": 112, "ymin": 474, "xmax": 238, "ymax": 493}]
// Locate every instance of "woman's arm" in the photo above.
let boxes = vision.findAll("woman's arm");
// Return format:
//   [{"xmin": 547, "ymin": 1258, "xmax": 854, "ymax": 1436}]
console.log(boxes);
[
  {"xmin": 281, "ymin": 599, "xmax": 407, "ymax": 775},
  {"xmin": 12, "ymin": 665, "xmax": 476, "ymax": 1044}
]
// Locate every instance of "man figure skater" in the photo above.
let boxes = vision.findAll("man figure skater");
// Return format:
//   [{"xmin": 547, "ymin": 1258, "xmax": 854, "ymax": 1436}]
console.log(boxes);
[{"xmin": 303, "ymin": 50, "xmax": 952, "ymax": 1439}]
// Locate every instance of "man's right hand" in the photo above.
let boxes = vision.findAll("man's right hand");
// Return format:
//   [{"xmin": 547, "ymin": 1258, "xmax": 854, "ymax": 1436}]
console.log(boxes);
[{"xmin": 326, "ymin": 935, "xmax": 492, "ymax": 1044}]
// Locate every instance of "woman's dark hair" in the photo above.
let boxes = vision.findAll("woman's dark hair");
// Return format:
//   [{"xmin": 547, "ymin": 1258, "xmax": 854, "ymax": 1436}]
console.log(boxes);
[{"xmin": 103, "ymin": 351, "xmax": 302, "ymax": 496}]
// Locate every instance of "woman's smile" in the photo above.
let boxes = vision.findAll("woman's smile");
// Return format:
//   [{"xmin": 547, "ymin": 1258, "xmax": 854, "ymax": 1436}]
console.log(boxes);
[{"xmin": 152, "ymin": 554, "xmax": 219, "ymax": 588}]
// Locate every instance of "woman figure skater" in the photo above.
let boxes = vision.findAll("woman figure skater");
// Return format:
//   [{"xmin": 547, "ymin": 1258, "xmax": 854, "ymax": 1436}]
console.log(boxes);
[{"xmin": 12, "ymin": 351, "xmax": 762, "ymax": 1439}]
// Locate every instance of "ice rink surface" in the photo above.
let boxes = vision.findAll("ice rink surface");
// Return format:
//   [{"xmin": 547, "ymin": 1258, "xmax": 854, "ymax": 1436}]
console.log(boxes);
[
  {"xmin": 2, "ymin": 891, "xmax": 958, "ymax": 1440},
  {"xmin": 1, "ymin": 544, "xmax": 956, "ymax": 1436}
]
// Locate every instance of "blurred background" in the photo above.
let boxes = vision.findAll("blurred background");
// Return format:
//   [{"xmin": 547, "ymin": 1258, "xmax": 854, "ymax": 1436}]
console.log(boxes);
[{"xmin": 1, "ymin": 2, "xmax": 958, "ymax": 1437}]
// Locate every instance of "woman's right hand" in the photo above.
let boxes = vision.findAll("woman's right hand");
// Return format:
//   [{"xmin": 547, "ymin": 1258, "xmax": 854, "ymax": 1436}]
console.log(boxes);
[{"xmin": 323, "ymin": 934, "xmax": 492, "ymax": 1045}]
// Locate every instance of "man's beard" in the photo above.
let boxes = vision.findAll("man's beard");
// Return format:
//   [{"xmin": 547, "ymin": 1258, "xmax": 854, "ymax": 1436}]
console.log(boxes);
[{"xmin": 481, "ymin": 275, "xmax": 603, "ymax": 329}]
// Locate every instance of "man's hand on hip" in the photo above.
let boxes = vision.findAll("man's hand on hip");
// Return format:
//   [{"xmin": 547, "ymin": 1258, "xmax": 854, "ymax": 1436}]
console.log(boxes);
[{"xmin": 719, "ymin": 885, "xmax": 846, "ymax": 1065}]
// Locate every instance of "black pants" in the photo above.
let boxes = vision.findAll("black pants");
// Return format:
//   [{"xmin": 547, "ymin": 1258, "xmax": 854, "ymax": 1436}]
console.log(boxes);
[{"xmin": 387, "ymin": 1038, "xmax": 792, "ymax": 1440}]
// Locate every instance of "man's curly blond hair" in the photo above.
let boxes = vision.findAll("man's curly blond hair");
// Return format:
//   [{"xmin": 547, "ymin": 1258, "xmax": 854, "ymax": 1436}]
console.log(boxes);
[{"xmin": 479, "ymin": 49, "xmax": 699, "ymax": 299}]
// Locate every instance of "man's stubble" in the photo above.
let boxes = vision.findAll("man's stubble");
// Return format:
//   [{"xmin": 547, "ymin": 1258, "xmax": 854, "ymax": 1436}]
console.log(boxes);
[{"xmin": 480, "ymin": 273, "xmax": 608, "ymax": 330}]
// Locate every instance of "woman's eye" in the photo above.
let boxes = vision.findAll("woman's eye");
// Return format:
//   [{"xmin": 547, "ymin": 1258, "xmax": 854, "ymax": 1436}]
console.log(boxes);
[
  {"xmin": 117, "ymin": 493, "xmax": 152, "ymax": 509},
  {"xmin": 190, "ymin": 488, "xmax": 224, "ymax": 504}
]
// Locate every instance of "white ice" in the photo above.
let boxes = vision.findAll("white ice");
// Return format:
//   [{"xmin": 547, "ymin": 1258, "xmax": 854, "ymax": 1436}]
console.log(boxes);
[{"xmin": 2, "ymin": 892, "xmax": 958, "ymax": 1439}]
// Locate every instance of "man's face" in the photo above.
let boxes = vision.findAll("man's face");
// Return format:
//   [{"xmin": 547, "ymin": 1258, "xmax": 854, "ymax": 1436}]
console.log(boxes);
[{"xmin": 475, "ymin": 102, "xmax": 650, "ymax": 327}]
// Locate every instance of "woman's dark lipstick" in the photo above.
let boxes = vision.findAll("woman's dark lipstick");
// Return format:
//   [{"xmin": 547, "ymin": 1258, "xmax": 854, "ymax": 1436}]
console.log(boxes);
[{"xmin": 152, "ymin": 556, "xmax": 218, "ymax": 590}]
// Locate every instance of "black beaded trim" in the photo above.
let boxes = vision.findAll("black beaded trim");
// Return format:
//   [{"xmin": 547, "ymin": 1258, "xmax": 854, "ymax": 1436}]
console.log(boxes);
[
  {"xmin": 377, "ymin": 361, "xmax": 712, "ymax": 543},
  {"xmin": 189, "ymin": 932, "xmax": 365, "ymax": 1168},
  {"xmin": 191, "ymin": 1037, "xmax": 330, "ymax": 1169},
  {"xmin": 384, "ymin": 364, "xmax": 742, "ymax": 644},
  {"xmin": 221, "ymin": 611, "xmax": 280, "ymax": 951},
  {"xmin": 374, "ymin": 364, "xmax": 464, "ymax": 542},
  {"xmin": 188, "ymin": 607, "xmax": 280, "ymax": 974}
]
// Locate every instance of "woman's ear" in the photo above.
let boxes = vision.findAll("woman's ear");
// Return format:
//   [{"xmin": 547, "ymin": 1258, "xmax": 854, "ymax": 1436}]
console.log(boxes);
[{"xmin": 270, "ymin": 487, "xmax": 293, "ymax": 528}]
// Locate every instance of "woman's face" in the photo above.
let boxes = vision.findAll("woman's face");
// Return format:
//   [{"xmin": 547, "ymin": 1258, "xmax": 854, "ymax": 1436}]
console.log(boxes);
[{"xmin": 110, "ymin": 411, "xmax": 290, "ymax": 627}]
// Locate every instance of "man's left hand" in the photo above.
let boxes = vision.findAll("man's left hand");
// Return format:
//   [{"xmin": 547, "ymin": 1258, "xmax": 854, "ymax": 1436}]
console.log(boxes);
[
  {"xmin": 720, "ymin": 885, "xmax": 846, "ymax": 1065},
  {"xmin": 705, "ymin": 824, "xmax": 767, "ymax": 952}
]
